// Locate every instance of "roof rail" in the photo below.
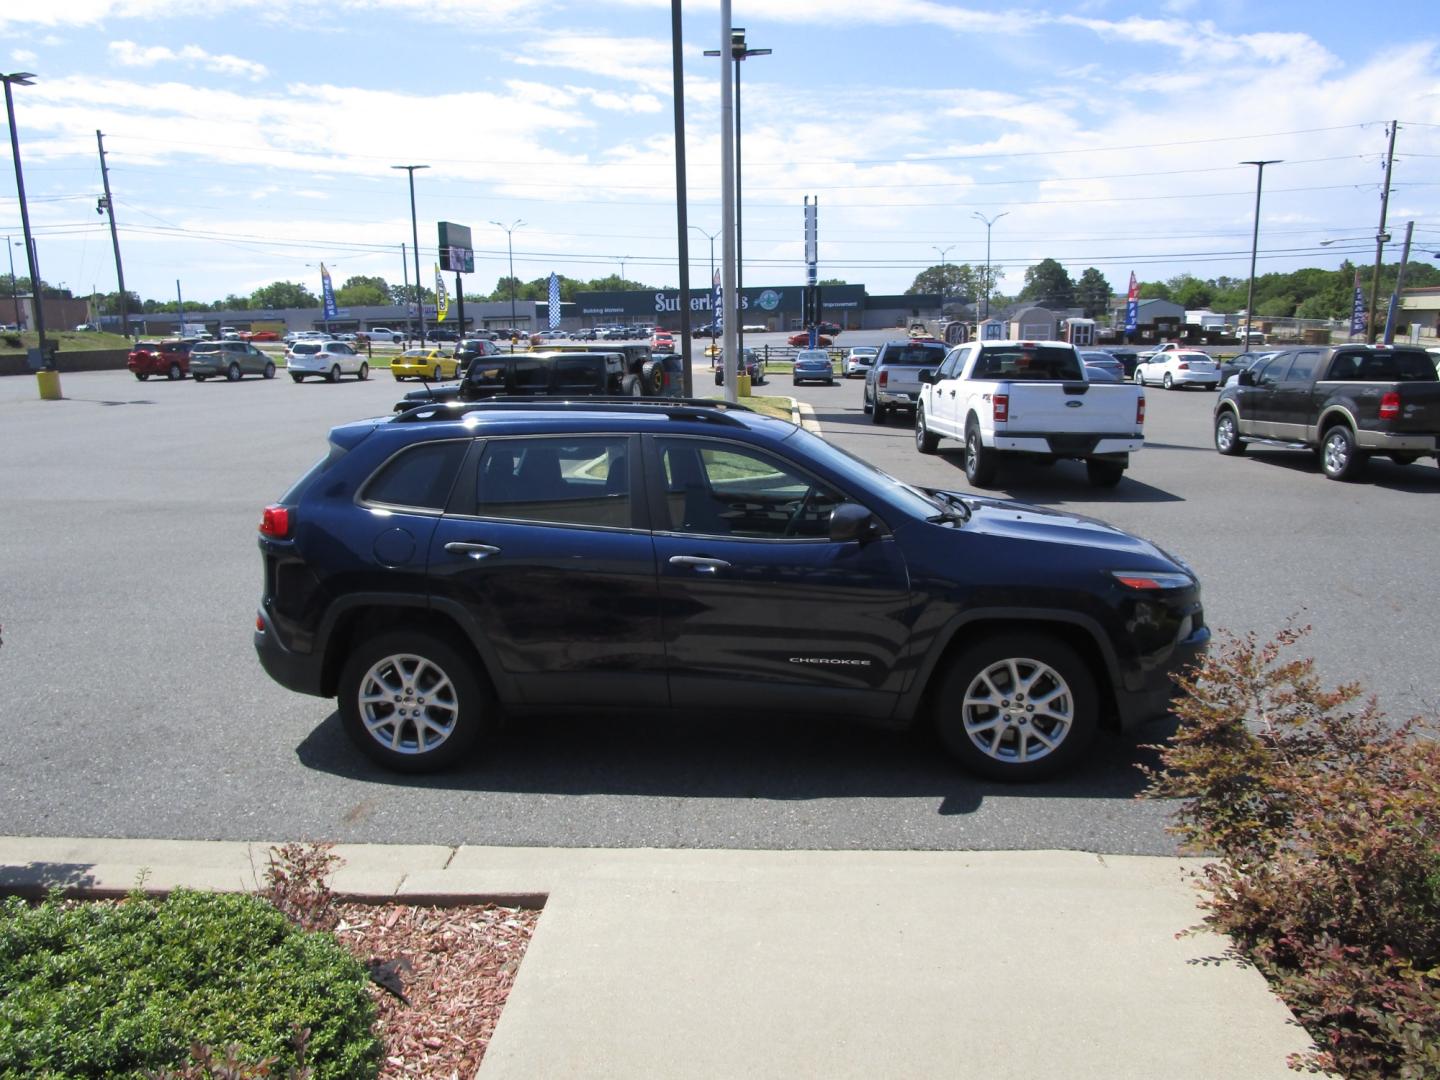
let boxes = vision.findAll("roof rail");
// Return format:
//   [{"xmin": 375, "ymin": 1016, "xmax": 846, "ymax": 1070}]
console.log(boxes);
[{"xmin": 391, "ymin": 396, "xmax": 756, "ymax": 426}]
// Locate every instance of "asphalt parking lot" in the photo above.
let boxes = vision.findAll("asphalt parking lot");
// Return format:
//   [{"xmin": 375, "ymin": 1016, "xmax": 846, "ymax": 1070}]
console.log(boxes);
[{"xmin": 2, "ymin": 362, "xmax": 1436, "ymax": 854}]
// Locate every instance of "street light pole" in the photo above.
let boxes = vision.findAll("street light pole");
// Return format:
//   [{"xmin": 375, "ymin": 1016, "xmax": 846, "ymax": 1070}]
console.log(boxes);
[
  {"xmin": 1240, "ymin": 160, "xmax": 1281, "ymax": 348},
  {"xmin": 491, "ymin": 219, "xmax": 524, "ymax": 345},
  {"xmin": 971, "ymin": 211, "xmax": 1008, "ymax": 320},
  {"xmin": 3, "ymin": 71, "xmax": 50, "ymax": 371},
  {"xmin": 392, "ymin": 164, "xmax": 429, "ymax": 343},
  {"xmin": 932, "ymin": 244, "xmax": 954, "ymax": 322},
  {"xmin": 5, "ymin": 236, "xmax": 19, "ymax": 326},
  {"xmin": 707, "ymin": 27, "xmax": 769, "ymax": 356},
  {"xmin": 689, "ymin": 225, "xmax": 719, "ymax": 357}
]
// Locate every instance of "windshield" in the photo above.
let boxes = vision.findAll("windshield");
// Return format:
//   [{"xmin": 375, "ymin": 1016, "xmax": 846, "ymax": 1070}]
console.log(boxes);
[{"xmin": 783, "ymin": 426, "xmax": 950, "ymax": 521}]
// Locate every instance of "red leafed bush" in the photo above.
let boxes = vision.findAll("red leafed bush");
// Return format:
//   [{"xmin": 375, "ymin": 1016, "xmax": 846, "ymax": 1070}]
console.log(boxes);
[{"xmin": 1141, "ymin": 625, "xmax": 1440, "ymax": 1079}]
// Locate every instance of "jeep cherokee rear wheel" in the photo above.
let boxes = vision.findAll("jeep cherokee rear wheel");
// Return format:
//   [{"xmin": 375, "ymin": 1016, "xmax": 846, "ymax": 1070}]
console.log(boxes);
[
  {"xmin": 935, "ymin": 634, "xmax": 1096, "ymax": 782},
  {"xmin": 338, "ymin": 630, "xmax": 491, "ymax": 773}
]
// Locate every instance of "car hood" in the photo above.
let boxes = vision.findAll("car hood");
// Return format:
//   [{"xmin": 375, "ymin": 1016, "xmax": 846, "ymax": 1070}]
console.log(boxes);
[{"xmin": 942, "ymin": 491, "xmax": 1183, "ymax": 568}]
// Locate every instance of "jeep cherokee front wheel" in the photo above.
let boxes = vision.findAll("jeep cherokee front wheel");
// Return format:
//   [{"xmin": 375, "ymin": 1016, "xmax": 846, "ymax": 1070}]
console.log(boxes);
[
  {"xmin": 338, "ymin": 630, "xmax": 491, "ymax": 772},
  {"xmin": 934, "ymin": 634, "xmax": 1097, "ymax": 781}
]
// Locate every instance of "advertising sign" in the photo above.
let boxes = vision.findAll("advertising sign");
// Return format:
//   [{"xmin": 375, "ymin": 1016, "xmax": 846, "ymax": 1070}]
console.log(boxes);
[
  {"xmin": 438, "ymin": 222, "xmax": 474, "ymax": 274},
  {"xmin": 1124, "ymin": 271, "xmax": 1138, "ymax": 332},
  {"xmin": 320, "ymin": 263, "xmax": 338, "ymax": 319}
]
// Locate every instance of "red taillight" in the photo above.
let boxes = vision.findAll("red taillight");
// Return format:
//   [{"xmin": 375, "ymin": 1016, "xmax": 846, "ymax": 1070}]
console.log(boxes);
[
  {"xmin": 1137, "ymin": 395, "xmax": 1146, "ymax": 425},
  {"xmin": 1177, "ymin": 362, "xmax": 1189, "ymax": 370},
  {"xmin": 1379, "ymin": 392, "xmax": 1400, "ymax": 421},
  {"xmin": 260, "ymin": 505, "xmax": 290, "ymax": 538},
  {"xmin": 878, "ymin": 370, "xmax": 888, "ymax": 388},
  {"xmin": 993, "ymin": 393, "xmax": 1009, "ymax": 423}
]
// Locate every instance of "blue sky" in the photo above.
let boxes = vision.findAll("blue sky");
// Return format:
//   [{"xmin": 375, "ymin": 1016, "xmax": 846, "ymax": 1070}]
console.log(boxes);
[{"xmin": 2, "ymin": 0, "xmax": 1438, "ymax": 307}]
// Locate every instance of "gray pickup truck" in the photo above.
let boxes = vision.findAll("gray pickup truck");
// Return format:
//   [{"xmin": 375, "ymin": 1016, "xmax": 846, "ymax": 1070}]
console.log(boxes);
[
  {"xmin": 1212, "ymin": 343, "xmax": 1440, "ymax": 480},
  {"xmin": 862, "ymin": 340, "xmax": 949, "ymax": 424}
]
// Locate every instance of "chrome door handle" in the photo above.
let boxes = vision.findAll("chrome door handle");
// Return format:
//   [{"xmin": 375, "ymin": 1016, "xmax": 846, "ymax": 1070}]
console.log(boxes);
[
  {"xmin": 445, "ymin": 542, "xmax": 501, "ymax": 560},
  {"xmin": 669, "ymin": 555, "xmax": 730, "ymax": 574}
]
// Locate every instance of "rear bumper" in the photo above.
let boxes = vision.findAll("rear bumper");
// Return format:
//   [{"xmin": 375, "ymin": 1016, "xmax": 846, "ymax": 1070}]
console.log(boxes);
[
  {"xmin": 254, "ymin": 611, "xmax": 326, "ymax": 698},
  {"xmin": 877, "ymin": 390, "xmax": 919, "ymax": 407},
  {"xmin": 1355, "ymin": 430, "xmax": 1438, "ymax": 452}
]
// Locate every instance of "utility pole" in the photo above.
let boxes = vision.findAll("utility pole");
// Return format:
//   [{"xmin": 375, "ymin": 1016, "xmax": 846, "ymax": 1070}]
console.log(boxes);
[
  {"xmin": 1365, "ymin": 121, "xmax": 1397, "ymax": 345},
  {"xmin": 1382, "ymin": 220, "xmax": 1414, "ymax": 345},
  {"xmin": 670, "ymin": 0, "xmax": 694, "ymax": 394},
  {"xmin": 717, "ymin": 0, "xmax": 738, "ymax": 403},
  {"xmin": 1240, "ymin": 160, "xmax": 1281, "ymax": 349},
  {"xmin": 95, "ymin": 130, "xmax": 130, "ymax": 339}
]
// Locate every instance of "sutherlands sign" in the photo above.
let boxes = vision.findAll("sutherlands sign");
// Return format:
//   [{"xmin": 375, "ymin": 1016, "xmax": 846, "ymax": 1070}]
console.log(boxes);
[{"xmin": 575, "ymin": 284, "xmax": 865, "ymax": 318}]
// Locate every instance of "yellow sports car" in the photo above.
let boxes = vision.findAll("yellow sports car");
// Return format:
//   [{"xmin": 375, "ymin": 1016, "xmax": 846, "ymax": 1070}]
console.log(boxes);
[{"xmin": 391, "ymin": 347, "xmax": 458, "ymax": 381}]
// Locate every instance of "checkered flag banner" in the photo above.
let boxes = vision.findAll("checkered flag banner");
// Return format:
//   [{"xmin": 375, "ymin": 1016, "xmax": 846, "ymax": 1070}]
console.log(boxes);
[{"xmin": 548, "ymin": 273, "xmax": 561, "ymax": 330}]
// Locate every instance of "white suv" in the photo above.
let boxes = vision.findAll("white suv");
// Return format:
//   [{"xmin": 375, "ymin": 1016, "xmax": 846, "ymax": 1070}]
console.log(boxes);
[{"xmin": 286, "ymin": 340, "xmax": 369, "ymax": 383}]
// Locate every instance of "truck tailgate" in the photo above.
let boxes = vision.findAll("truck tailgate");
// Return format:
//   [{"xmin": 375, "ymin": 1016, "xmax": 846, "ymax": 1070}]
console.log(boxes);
[
  {"xmin": 999, "ymin": 381, "xmax": 1143, "ymax": 436},
  {"xmin": 1392, "ymin": 382, "xmax": 1440, "ymax": 434}
]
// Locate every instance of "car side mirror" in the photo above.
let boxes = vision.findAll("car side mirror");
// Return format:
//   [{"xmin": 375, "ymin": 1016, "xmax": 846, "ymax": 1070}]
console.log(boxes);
[
  {"xmin": 1237, "ymin": 370, "xmax": 1255, "ymax": 387},
  {"xmin": 918, "ymin": 369, "xmax": 937, "ymax": 384},
  {"xmin": 829, "ymin": 502, "xmax": 881, "ymax": 544}
]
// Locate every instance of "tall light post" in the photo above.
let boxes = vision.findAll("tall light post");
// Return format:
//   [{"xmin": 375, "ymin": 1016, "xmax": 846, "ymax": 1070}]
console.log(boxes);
[
  {"xmin": 932, "ymin": 244, "xmax": 954, "ymax": 321},
  {"xmin": 491, "ymin": 219, "xmax": 524, "ymax": 342},
  {"xmin": 1240, "ymin": 160, "xmax": 1281, "ymax": 348},
  {"xmin": 392, "ymin": 164, "xmax": 429, "ymax": 343},
  {"xmin": 972, "ymin": 210, "xmax": 1008, "ymax": 320},
  {"xmin": 707, "ymin": 26, "xmax": 770, "ymax": 354},
  {"xmin": 3, "ymin": 71, "xmax": 50, "ymax": 372},
  {"xmin": 5, "ymin": 236, "xmax": 20, "ymax": 326},
  {"xmin": 690, "ymin": 224, "xmax": 719, "ymax": 354}
]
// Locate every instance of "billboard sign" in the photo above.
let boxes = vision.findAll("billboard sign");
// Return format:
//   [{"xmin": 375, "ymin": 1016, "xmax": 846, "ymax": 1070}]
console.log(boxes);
[{"xmin": 438, "ymin": 221, "xmax": 474, "ymax": 274}]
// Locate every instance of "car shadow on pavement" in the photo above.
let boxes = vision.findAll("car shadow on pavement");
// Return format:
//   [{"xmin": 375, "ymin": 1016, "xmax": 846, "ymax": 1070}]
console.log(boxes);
[
  {"xmin": 296, "ymin": 707, "xmax": 1174, "ymax": 817},
  {"xmin": 929, "ymin": 448, "xmax": 1185, "ymax": 504},
  {"xmin": 1239, "ymin": 450, "xmax": 1440, "ymax": 493}
]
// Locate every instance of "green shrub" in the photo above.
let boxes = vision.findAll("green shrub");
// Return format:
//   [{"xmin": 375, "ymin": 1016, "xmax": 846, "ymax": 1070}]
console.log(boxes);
[
  {"xmin": 1142, "ymin": 625, "xmax": 1440, "ymax": 1079},
  {"xmin": 1, "ymin": 334, "xmax": 20, "ymax": 348},
  {"xmin": 0, "ymin": 888, "xmax": 379, "ymax": 1080}
]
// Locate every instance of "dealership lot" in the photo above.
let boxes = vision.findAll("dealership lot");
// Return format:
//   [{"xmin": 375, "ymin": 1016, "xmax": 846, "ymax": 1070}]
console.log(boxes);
[{"xmin": 1, "ymin": 367, "xmax": 1436, "ymax": 854}]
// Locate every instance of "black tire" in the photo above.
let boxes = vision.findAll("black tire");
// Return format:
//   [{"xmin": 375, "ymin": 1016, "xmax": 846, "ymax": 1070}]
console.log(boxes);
[
  {"xmin": 1389, "ymin": 453, "xmax": 1418, "ymax": 466},
  {"xmin": 167, "ymin": 363, "xmax": 182, "ymax": 381},
  {"xmin": 964, "ymin": 422, "xmax": 998, "ymax": 486},
  {"xmin": 1321, "ymin": 424, "xmax": 1367, "ymax": 481},
  {"xmin": 1086, "ymin": 460, "xmax": 1125, "ymax": 488},
  {"xmin": 1133, "ymin": 369, "xmax": 1145, "ymax": 385},
  {"xmin": 871, "ymin": 400, "xmax": 889, "ymax": 425},
  {"xmin": 622, "ymin": 373, "xmax": 643, "ymax": 397},
  {"xmin": 337, "ymin": 629, "xmax": 491, "ymax": 773},
  {"xmin": 327, "ymin": 364, "xmax": 340, "ymax": 383},
  {"xmin": 431, "ymin": 365, "xmax": 441, "ymax": 382},
  {"xmin": 641, "ymin": 359, "xmax": 663, "ymax": 395},
  {"xmin": 1214, "ymin": 409, "xmax": 1246, "ymax": 456},
  {"xmin": 934, "ymin": 633, "xmax": 1097, "ymax": 782},
  {"xmin": 358, "ymin": 362, "xmax": 369, "ymax": 382},
  {"xmin": 226, "ymin": 363, "xmax": 241, "ymax": 382},
  {"xmin": 1162, "ymin": 373, "xmax": 1173, "ymax": 390},
  {"xmin": 291, "ymin": 374, "xmax": 304, "ymax": 383},
  {"xmin": 915, "ymin": 405, "xmax": 939, "ymax": 454},
  {"xmin": 263, "ymin": 361, "xmax": 276, "ymax": 380},
  {"xmin": 135, "ymin": 371, "xmax": 149, "ymax": 381},
  {"xmin": 862, "ymin": 388, "xmax": 873, "ymax": 414}
]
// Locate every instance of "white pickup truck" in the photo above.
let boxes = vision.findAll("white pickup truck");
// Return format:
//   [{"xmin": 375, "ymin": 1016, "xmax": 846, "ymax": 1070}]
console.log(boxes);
[{"xmin": 914, "ymin": 338, "xmax": 1146, "ymax": 487}]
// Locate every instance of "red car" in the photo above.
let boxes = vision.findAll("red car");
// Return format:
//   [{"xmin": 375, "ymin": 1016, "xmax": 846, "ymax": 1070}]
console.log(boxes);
[
  {"xmin": 788, "ymin": 332, "xmax": 833, "ymax": 348},
  {"xmin": 249, "ymin": 330, "xmax": 279, "ymax": 342},
  {"xmin": 127, "ymin": 340, "xmax": 193, "ymax": 381}
]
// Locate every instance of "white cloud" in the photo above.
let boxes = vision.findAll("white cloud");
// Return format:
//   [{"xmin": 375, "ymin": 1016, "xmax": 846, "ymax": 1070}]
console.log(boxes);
[
  {"xmin": 109, "ymin": 40, "xmax": 268, "ymax": 80},
  {"xmin": 12, "ymin": 49, "xmax": 39, "ymax": 64}
]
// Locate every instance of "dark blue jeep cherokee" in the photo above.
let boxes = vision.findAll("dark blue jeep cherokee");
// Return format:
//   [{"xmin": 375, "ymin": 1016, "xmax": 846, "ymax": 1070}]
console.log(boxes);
[{"xmin": 255, "ymin": 398, "xmax": 1207, "ymax": 781}]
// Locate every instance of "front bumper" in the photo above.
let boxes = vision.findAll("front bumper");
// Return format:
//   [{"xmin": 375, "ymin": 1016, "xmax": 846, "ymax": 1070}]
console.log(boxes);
[{"xmin": 1113, "ymin": 620, "xmax": 1210, "ymax": 730}]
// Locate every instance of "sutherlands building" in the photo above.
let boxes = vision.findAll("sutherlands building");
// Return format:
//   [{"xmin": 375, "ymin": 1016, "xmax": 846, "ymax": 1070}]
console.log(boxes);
[{"xmin": 101, "ymin": 285, "xmax": 946, "ymax": 337}]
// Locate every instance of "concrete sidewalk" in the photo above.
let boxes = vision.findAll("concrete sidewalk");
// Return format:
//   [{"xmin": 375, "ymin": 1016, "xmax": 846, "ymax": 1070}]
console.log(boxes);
[{"xmin": 0, "ymin": 838, "xmax": 1315, "ymax": 1079}]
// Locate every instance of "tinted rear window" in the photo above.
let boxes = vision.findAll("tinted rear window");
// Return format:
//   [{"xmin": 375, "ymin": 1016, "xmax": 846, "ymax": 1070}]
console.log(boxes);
[
  {"xmin": 361, "ymin": 440, "xmax": 468, "ymax": 511},
  {"xmin": 291, "ymin": 343, "xmax": 321, "ymax": 354},
  {"xmin": 134, "ymin": 341, "xmax": 161, "ymax": 351},
  {"xmin": 975, "ymin": 345, "xmax": 1084, "ymax": 380},
  {"xmin": 880, "ymin": 344, "xmax": 947, "ymax": 365},
  {"xmin": 1327, "ymin": 350, "xmax": 1437, "ymax": 382}
]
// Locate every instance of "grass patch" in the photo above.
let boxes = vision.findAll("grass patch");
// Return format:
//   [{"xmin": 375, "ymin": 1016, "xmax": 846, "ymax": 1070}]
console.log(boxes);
[{"xmin": 0, "ymin": 330, "xmax": 134, "ymax": 355}]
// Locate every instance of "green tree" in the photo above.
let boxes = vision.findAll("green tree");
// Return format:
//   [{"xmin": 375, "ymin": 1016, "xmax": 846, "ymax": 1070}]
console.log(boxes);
[
  {"xmin": 1018, "ymin": 258, "xmax": 1075, "ymax": 308},
  {"xmin": 94, "ymin": 289, "xmax": 144, "ymax": 316},
  {"xmin": 1137, "ymin": 280, "xmax": 1173, "ymax": 301},
  {"xmin": 251, "ymin": 281, "xmax": 318, "ymax": 309},
  {"xmin": 818, "ymin": 278, "xmax": 849, "ymax": 286},
  {"xmin": 907, "ymin": 263, "xmax": 983, "ymax": 303},
  {"xmin": 1168, "ymin": 274, "xmax": 1214, "ymax": 310},
  {"xmin": 335, "ymin": 276, "xmax": 390, "ymax": 307},
  {"xmin": 1075, "ymin": 268, "xmax": 1112, "ymax": 319},
  {"xmin": 220, "ymin": 293, "xmax": 251, "ymax": 311}
]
